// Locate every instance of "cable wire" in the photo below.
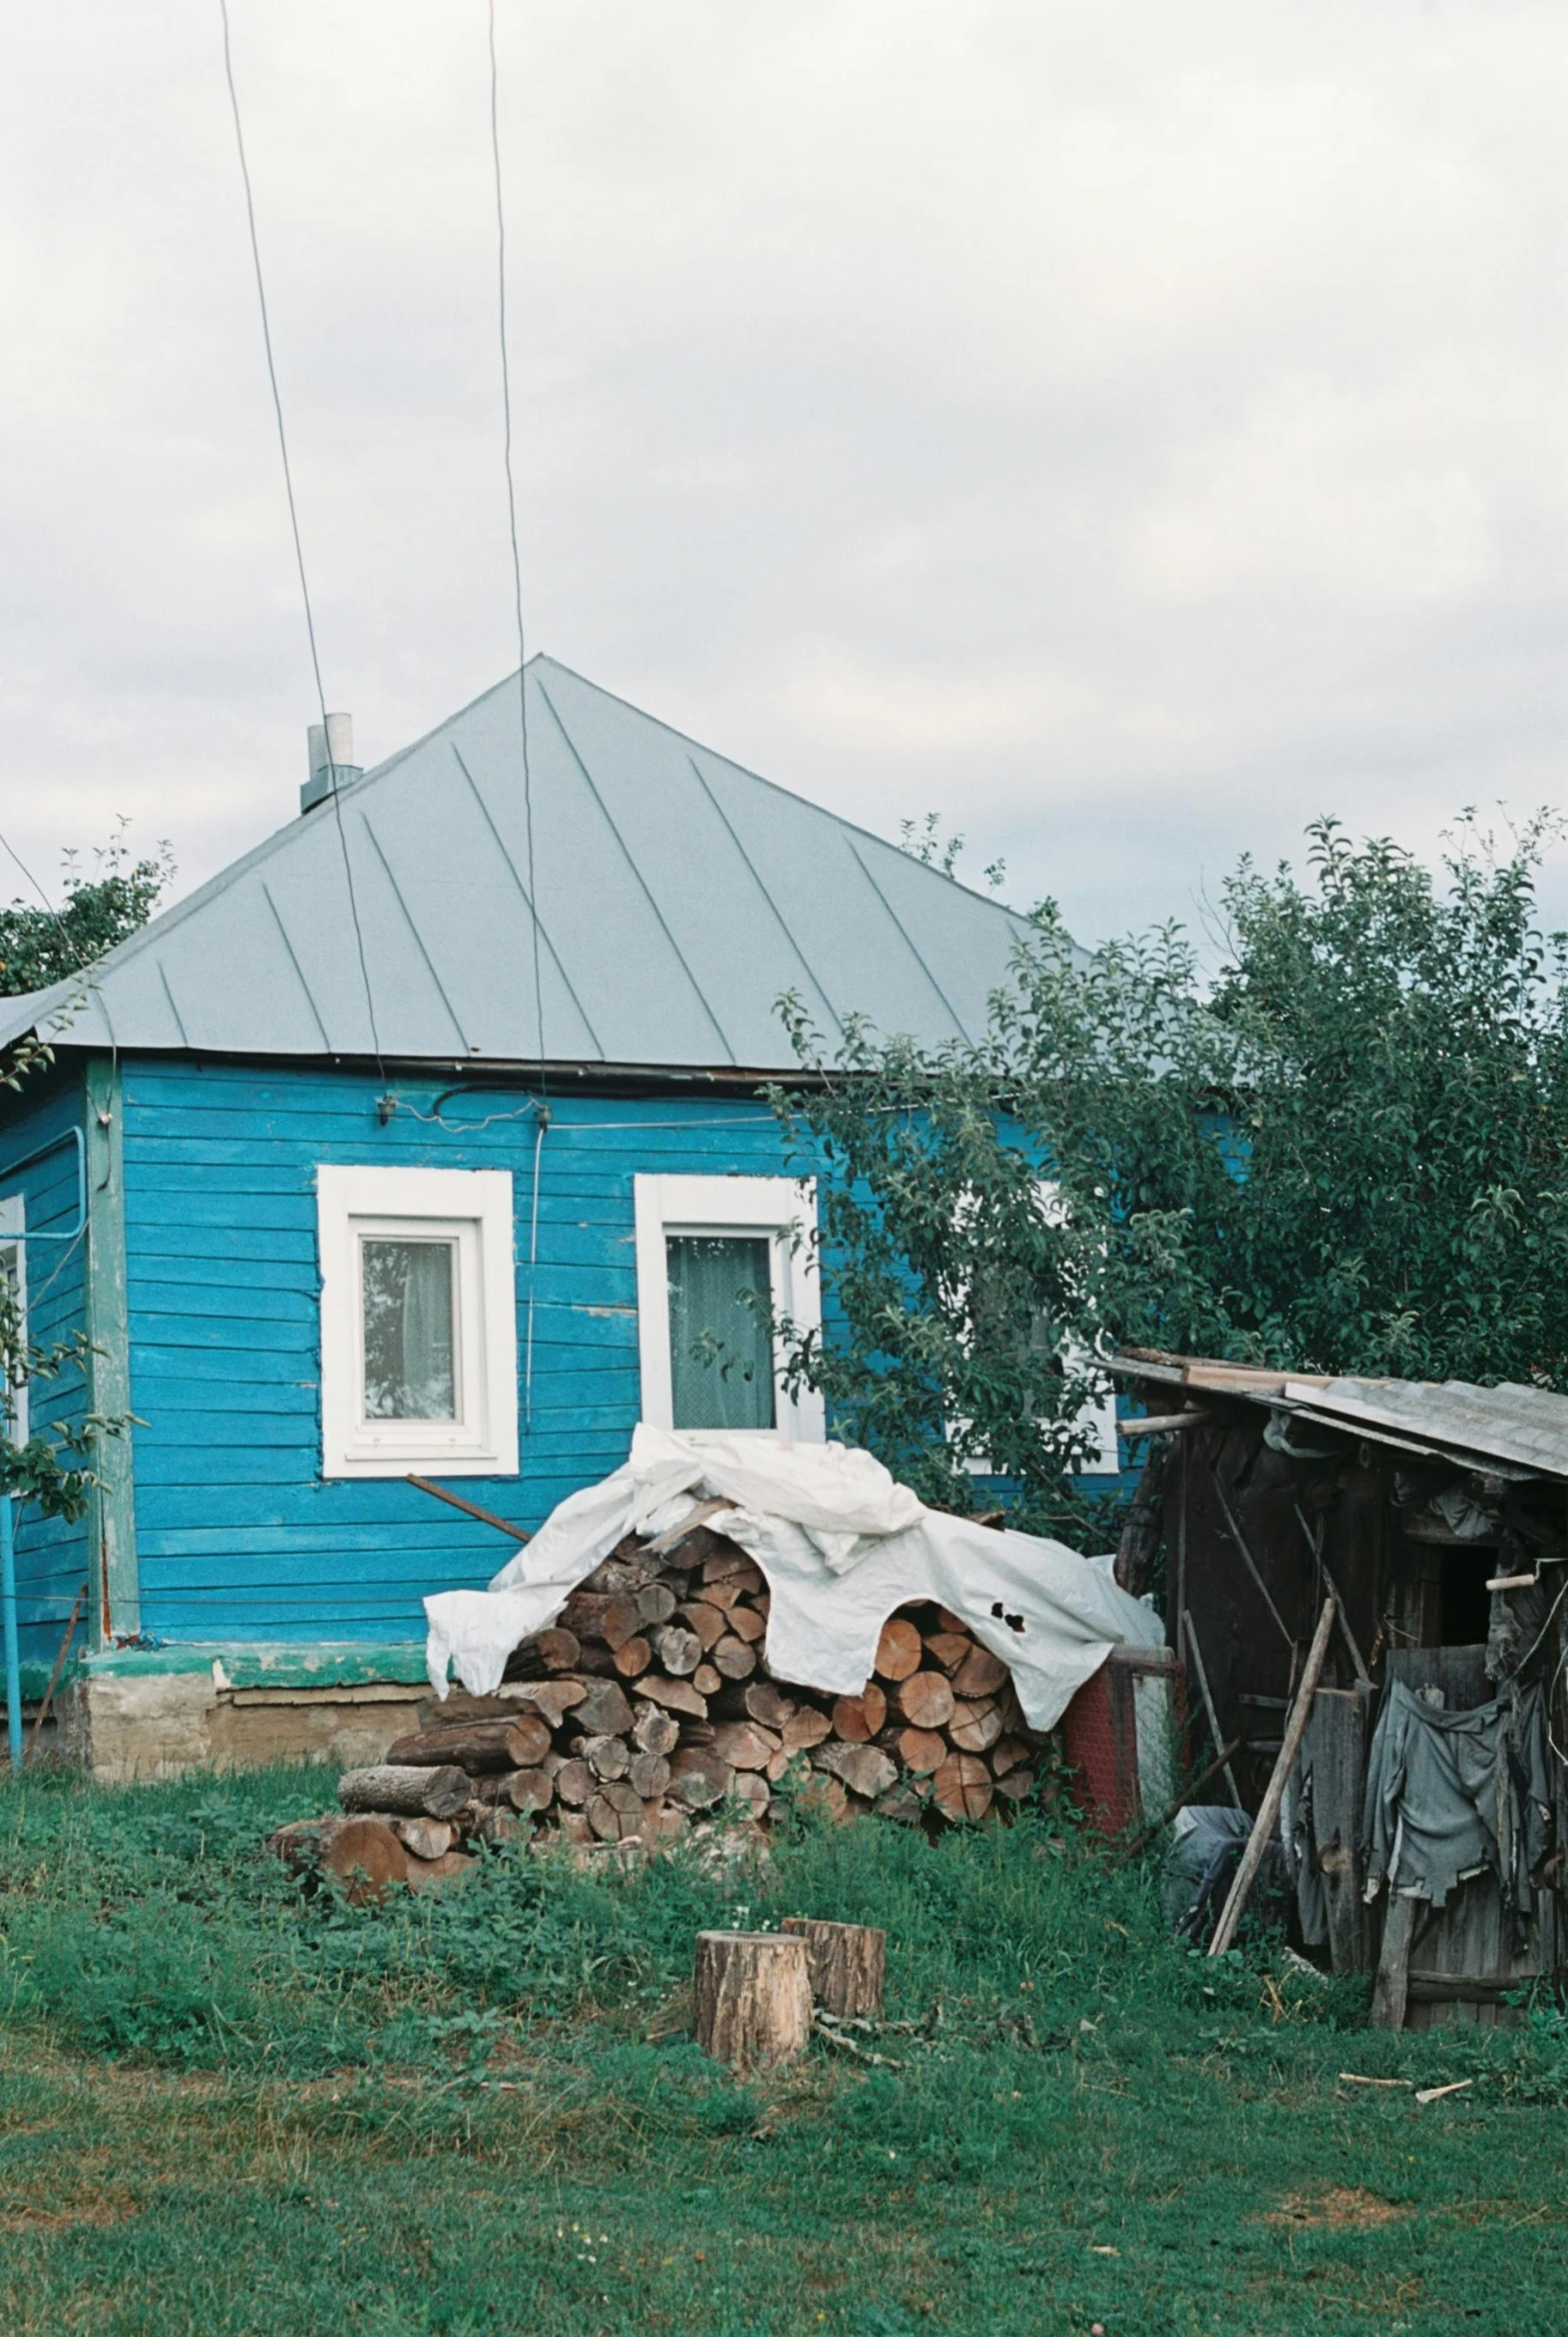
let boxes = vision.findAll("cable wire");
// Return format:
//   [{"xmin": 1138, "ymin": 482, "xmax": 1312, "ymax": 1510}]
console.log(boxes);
[
  {"xmin": 487, "ymin": 1, "xmax": 549, "ymax": 1435},
  {"xmin": 217, "ymin": 0, "xmax": 384, "ymax": 1078}
]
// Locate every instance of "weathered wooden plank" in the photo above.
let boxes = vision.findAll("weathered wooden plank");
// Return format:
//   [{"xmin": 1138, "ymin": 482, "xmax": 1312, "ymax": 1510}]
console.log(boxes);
[
  {"xmin": 84, "ymin": 1054, "xmax": 139, "ymax": 1646},
  {"xmin": 1303, "ymin": 1687, "xmax": 1371, "ymax": 1976}
]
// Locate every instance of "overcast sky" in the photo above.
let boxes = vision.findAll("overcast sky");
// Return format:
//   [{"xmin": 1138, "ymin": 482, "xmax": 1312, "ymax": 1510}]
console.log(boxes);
[{"xmin": 2, "ymin": 1, "xmax": 1564, "ymax": 952}]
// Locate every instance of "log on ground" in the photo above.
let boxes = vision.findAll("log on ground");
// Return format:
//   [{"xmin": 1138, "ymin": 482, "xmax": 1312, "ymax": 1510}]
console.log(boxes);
[{"xmin": 337, "ymin": 1764, "xmax": 471, "ymax": 1820}]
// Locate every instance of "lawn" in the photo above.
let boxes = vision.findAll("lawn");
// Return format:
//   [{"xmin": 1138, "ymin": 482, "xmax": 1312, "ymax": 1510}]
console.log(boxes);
[{"xmin": 2, "ymin": 1769, "xmax": 1565, "ymax": 2335}]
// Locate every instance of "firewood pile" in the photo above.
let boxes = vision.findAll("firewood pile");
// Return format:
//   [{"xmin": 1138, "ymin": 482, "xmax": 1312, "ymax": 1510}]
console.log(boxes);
[{"xmin": 270, "ymin": 1524, "xmax": 1045, "ymax": 1893}]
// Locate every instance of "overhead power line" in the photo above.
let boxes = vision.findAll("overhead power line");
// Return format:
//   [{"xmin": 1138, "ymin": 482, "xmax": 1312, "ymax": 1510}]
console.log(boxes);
[{"xmin": 216, "ymin": 0, "xmax": 384, "ymax": 1076}]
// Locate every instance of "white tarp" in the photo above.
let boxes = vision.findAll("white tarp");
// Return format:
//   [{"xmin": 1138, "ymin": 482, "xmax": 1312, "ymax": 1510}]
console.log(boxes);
[{"xmin": 423, "ymin": 1425, "xmax": 1163, "ymax": 1733}]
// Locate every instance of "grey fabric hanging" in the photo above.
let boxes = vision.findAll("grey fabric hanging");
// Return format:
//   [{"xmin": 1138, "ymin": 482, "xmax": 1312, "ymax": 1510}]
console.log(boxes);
[{"xmin": 1362, "ymin": 1677, "xmax": 1552, "ymax": 1919}]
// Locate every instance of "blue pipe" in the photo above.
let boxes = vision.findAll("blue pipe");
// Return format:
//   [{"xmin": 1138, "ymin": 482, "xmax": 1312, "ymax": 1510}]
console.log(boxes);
[{"xmin": 1, "ymin": 1494, "xmax": 19, "ymax": 1771}]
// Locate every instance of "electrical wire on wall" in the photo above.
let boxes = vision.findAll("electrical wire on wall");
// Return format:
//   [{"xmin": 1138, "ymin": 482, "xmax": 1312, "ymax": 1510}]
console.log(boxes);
[
  {"xmin": 217, "ymin": 0, "xmax": 385, "ymax": 1088},
  {"xmin": 487, "ymin": 0, "xmax": 550, "ymax": 1431}
]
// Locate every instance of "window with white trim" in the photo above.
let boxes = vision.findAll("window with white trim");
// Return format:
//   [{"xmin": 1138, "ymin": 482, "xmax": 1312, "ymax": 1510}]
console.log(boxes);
[
  {"xmin": 956, "ymin": 1177, "xmax": 1118, "ymax": 1475},
  {"xmin": 633, "ymin": 1174, "xmax": 824, "ymax": 1440},
  {"xmin": 0, "ymin": 1195, "xmax": 26, "ymax": 1447},
  {"xmin": 316, "ymin": 1166, "xmax": 517, "ymax": 1478}
]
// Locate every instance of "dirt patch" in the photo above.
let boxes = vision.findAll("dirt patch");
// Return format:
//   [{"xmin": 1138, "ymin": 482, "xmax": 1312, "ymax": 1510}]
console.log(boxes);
[
  {"xmin": 1268, "ymin": 2186, "xmax": 1407, "ymax": 2230},
  {"xmin": 1, "ymin": 2191, "xmax": 140, "ymax": 2234}
]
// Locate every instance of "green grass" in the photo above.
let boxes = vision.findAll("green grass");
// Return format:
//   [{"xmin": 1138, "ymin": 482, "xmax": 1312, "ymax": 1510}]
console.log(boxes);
[{"xmin": 3, "ymin": 1769, "xmax": 1567, "ymax": 2334}]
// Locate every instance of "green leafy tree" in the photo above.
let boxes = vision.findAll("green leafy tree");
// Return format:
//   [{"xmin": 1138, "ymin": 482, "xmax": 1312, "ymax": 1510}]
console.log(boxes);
[
  {"xmin": 0, "ymin": 826, "xmax": 162, "ymax": 1525},
  {"xmin": 0, "ymin": 825, "xmax": 174, "ymax": 996},
  {"xmin": 769, "ymin": 814, "xmax": 1568, "ymax": 1538}
]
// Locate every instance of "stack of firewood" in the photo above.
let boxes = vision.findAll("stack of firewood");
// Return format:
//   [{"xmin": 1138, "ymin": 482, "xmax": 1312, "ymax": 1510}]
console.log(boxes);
[{"xmin": 271, "ymin": 1524, "xmax": 1043, "ymax": 1890}]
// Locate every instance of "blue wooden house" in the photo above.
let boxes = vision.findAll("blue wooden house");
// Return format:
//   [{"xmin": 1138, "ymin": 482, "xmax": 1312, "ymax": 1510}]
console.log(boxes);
[{"xmin": 0, "ymin": 656, "xmax": 1079, "ymax": 1771}]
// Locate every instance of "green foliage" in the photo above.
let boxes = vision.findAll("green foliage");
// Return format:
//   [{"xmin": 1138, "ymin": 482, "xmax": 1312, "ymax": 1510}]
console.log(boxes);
[
  {"xmin": 771, "ymin": 816, "xmax": 1568, "ymax": 1528},
  {"xmin": 0, "ymin": 823, "xmax": 173, "ymax": 997}
]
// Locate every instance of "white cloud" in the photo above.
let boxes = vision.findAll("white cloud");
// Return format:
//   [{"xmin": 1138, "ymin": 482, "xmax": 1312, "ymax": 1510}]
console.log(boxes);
[{"xmin": 0, "ymin": 0, "xmax": 1563, "ymax": 954}]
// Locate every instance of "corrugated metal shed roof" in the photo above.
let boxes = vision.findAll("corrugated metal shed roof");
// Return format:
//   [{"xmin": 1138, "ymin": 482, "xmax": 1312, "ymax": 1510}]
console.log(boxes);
[
  {"xmin": 1, "ymin": 655, "xmax": 1059, "ymax": 1071},
  {"xmin": 1115, "ymin": 1350, "xmax": 1568, "ymax": 1481}
]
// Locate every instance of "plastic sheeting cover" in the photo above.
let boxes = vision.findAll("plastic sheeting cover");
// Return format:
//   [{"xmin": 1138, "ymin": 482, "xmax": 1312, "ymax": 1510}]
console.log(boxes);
[{"xmin": 423, "ymin": 1425, "xmax": 1162, "ymax": 1731}]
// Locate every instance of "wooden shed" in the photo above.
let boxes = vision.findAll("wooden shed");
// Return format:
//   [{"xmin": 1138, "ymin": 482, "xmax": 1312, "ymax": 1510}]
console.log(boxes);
[{"xmin": 1112, "ymin": 1350, "xmax": 1568, "ymax": 2029}]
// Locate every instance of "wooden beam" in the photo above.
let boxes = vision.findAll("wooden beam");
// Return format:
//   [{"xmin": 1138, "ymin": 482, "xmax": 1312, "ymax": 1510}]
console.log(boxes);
[
  {"xmin": 1208, "ymin": 1597, "xmax": 1337, "ymax": 1957},
  {"xmin": 1118, "ymin": 1411, "xmax": 1206, "ymax": 1438},
  {"xmin": 405, "ymin": 1475, "xmax": 529, "ymax": 1542}
]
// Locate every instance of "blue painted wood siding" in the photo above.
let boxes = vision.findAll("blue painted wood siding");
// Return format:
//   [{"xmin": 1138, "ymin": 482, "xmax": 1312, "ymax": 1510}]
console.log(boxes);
[
  {"xmin": 0, "ymin": 1072, "xmax": 90, "ymax": 1668},
  {"xmin": 121, "ymin": 1058, "xmax": 803, "ymax": 1645}
]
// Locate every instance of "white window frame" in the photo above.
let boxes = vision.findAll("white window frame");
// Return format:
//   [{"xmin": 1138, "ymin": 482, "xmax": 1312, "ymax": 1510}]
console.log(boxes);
[
  {"xmin": 956, "ymin": 1176, "xmax": 1118, "ymax": 1476},
  {"xmin": 634, "ymin": 1173, "xmax": 824, "ymax": 1443},
  {"xmin": 316, "ymin": 1165, "xmax": 517, "ymax": 1479},
  {"xmin": 0, "ymin": 1195, "xmax": 26, "ymax": 1447}
]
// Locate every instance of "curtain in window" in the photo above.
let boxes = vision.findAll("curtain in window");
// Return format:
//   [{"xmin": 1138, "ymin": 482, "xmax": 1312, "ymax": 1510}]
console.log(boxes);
[
  {"xmin": 666, "ymin": 1235, "xmax": 775, "ymax": 1431},
  {"xmin": 361, "ymin": 1238, "xmax": 457, "ymax": 1420}
]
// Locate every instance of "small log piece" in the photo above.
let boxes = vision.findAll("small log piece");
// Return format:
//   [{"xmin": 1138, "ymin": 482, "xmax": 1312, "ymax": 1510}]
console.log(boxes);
[
  {"xmin": 393, "ymin": 1816, "xmax": 455, "ymax": 1861},
  {"xmin": 582, "ymin": 1733, "xmax": 631, "ymax": 1781},
  {"xmin": 711, "ymin": 1721, "xmax": 780, "ymax": 1771},
  {"xmin": 814, "ymin": 1741, "xmax": 898, "ymax": 1800},
  {"xmin": 896, "ymin": 1727, "xmax": 947, "ymax": 1775},
  {"xmin": 832, "ymin": 1686, "xmax": 887, "ymax": 1742},
  {"xmin": 338, "ymin": 1764, "xmax": 471, "ymax": 1820},
  {"xmin": 949, "ymin": 1699, "xmax": 1002, "ymax": 1753},
  {"xmin": 632, "ymin": 1703, "xmax": 681, "ymax": 1756},
  {"xmin": 404, "ymin": 1849, "xmax": 477, "ymax": 1892},
  {"xmin": 951, "ymin": 1643, "xmax": 1008, "ymax": 1700},
  {"xmin": 269, "ymin": 1815, "xmax": 409, "ymax": 1904},
  {"xmin": 780, "ymin": 1704, "xmax": 833, "ymax": 1753},
  {"xmin": 712, "ymin": 1635, "xmax": 757, "ymax": 1681},
  {"xmin": 668, "ymin": 1746, "xmax": 735, "ymax": 1810},
  {"xmin": 515, "ymin": 1679, "xmax": 588, "ymax": 1729},
  {"xmin": 653, "ymin": 1624, "xmax": 702, "ymax": 1678},
  {"xmin": 537, "ymin": 1627, "xmax": 582, "ymax": 1672},
  {"xmin": 894, "ymin": 1671, "xmax": 956, "ymax": 1731},
  {"xmin": 554, "ymin": 1758, "xmax": 593, "ymax": 1806},
  {"xmin": 932, "ymin": 1752, "xmax": 993, "ymax": 1823},
  {"xmin": 693, "ymin": 1930, "xmax": 813, "ymax": 2071},
  {"xmin": 726, "ymin": 1603, "xmax": 766, "ymax": 1644},
  {"xmin": 506, "ymin": 1768, "xmax": 556, "ymax": 1814},
  {"xmin": 635, "ymin": 1674, "xmax": 709, "ymax": 1720},
  {"xmin": 873, "ymin": 1617, "xmax": 923, "ymax": 1682},
  {"xmin": 744, "ymin": 1680, "xmax": 796, "ymax": 1731},
  {"xmin": 385, "ymin": 1718, "xmax": 549, "ymax": 1772},
  {"xmin": 627, "ymin": 1751, "xmax": 671, "ymax": 1799},
  {"xmin": 612, "ymin": 1636, "xmax": 652, "ymax": 1679},
  {"xmin": 781, "ymin": 1917, "xmax": 886, "ymax": 2018},
  {"xmin": 678, "ymin": 1601, "xmax": 727, "ymax": 1652},
  {"xmin": 575, "ymin": 1679, "xmax": 634, "ymax": 1737},
  {"xmin": 588, "ymin": 1780, "xmax": 646, "ymax": 1841}
]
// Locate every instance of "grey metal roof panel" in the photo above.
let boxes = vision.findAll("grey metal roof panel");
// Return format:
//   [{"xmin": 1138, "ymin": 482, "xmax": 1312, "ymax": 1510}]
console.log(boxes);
[
  {"xmin": 1288, "ymin": 1377, "xmax": 1568, "ymax": 1480},
  {"xmin": 0, "ymin": 656, "xmax": 1049, "ymax": 1071}
]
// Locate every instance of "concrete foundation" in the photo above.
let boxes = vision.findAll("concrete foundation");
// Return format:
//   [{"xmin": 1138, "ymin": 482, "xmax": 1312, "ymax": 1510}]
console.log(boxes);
[{"xmin": 57, "ymin": 1669, "xmax": 429, "ymax": 1781}]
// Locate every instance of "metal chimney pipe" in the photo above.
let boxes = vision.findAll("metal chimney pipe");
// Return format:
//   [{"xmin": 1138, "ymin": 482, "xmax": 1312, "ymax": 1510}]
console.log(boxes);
[{"xmin": 300, "ymin": 712, "xmax": 363, "ymax": 813}]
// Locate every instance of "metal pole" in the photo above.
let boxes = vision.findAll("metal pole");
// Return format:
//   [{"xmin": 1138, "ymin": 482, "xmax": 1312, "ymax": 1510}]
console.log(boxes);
[{"xmin": 1, "ymin": 1493, "xmax": 20, "ymax": 1772}]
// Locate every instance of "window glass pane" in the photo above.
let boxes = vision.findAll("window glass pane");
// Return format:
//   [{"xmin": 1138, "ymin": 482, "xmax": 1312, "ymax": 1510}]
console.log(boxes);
[
  {"xmin": 362, "ymin": 1238, "xmax": 457, "ymax": 1420},
  {"xmin": 666, "ymin": 1235, "xmax": 775, "ymax": 1431}
]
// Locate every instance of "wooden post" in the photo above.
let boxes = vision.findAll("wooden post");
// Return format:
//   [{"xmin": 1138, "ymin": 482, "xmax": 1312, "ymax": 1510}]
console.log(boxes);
[
  {"xmin": 1208, "ymin": 1597, "xmax": 1336, "ymax": 1957},
  {"xmin": 692, "ymin": 1931, "xmax": 813, "ymax": 2070},
  {"xmin": 1303, "ymin": 1686, "xmax": 1371, "ymax": 1975},
  {"xmin": 781, "ymin": 1918, "xmax": 886, "ymax": 2017},
  {"xmin": 1372, "ymin": 1894, "xmax": 1417, "ymax": 2031}
]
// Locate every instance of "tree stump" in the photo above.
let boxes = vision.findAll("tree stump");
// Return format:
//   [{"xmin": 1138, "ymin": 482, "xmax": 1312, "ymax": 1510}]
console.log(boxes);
[
  {"xmin": 693, "ymin": 1931, "xmax": 813, "ymax": 2070},
  {"xmin": 781, "ymin": 1918, "xmax": 886, "ymax": 2018},
  {"xmin": 268, "ymin": 1815, "xmax": 410, "ymax": 1904}
]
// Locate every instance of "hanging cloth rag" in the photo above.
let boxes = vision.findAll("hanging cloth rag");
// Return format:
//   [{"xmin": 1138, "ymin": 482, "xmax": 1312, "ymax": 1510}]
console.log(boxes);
[{"xmin": 1361, "ymin": 1676, "xmax": 1553, "ymax": 1922}]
